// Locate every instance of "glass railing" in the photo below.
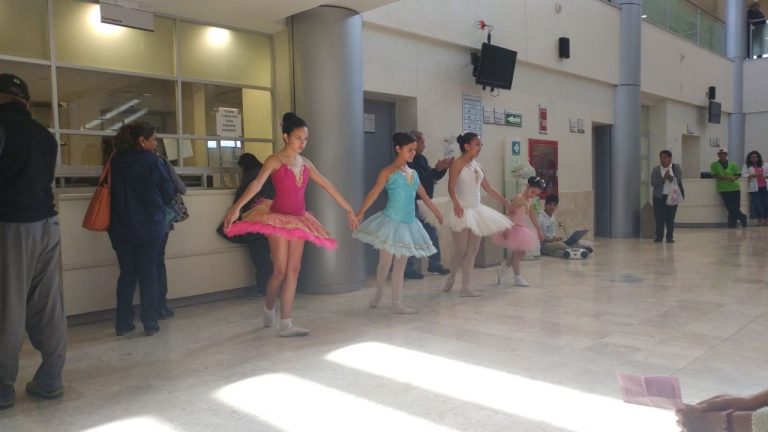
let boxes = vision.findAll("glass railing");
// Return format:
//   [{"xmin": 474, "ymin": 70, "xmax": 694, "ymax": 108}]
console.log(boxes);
[
  {"xmin": 749, "ymin": 22, "xmax": 767, "ymax": 59},
  {"xmin": 643, "ymin": 0, "xmax": 725, "ymax": 55}
]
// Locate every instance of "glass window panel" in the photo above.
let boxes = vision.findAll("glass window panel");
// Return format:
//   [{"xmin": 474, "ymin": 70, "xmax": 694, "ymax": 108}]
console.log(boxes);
[
  {"xmin": 60, "ymin": 134, "xmax": 112, "ymax": 166},
  {"xmin": 243, "ymin": 142, "xmax": 274, "ymax": 164},
  {"xmin": 0, "ymin": 60, "xmax": 53, "ymax": 127},
  {"xmin": 206, "ymin": 140, "xmax": 243, "ymax": 168},
  {"xmin": 54, "ymin": 0, "xmax": 175, "ymax": 76},
  {"xmin": 183, "ymin": 139, "xmax": 210, "ymax": 168},
  {"xmin": 57, "ymin": 68, "xmax": 177, "ymax": 133},
  {"xmin": 243, "ymin": 88, "xmax": 272, "ymax": 139},
  {"xmin": 178, "ymin": 22, "xmax": 271, "ymax": 87},
  {"xmin": 643, "ymin": 0, "xmax": 668, "ymax": 28},
  {"xmin": 669, "ymin": 0, "xmax": 698, "ymax": 43},
  {"xmin": 181, "ymin": 82, "xmax": 244, "ymax": 136},
  {"xmin": 0, "ymin": 0, "xmax": 49, "ymax": 59}
]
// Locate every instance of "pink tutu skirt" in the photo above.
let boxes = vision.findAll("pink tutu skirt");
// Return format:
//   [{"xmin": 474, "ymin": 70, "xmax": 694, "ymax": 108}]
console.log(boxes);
[
  {"xmin": 492, "ymin": 225, "xmax": 539, "ymax": 252},
  {"xmin": 225, "ymin": 199, "xmax": 337, "ymax": 250}
]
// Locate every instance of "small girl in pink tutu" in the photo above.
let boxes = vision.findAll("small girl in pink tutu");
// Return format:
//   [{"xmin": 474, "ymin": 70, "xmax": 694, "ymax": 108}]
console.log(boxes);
[{"xmin": 492, "ymin": 176, "xmax": 545, "ymax": 287}]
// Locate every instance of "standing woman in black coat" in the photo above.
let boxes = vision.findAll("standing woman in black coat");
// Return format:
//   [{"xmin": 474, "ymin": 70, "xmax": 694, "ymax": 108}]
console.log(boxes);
[{"xmin": 108, "ymin": 122, "xmax": 175, "ymax": 336}]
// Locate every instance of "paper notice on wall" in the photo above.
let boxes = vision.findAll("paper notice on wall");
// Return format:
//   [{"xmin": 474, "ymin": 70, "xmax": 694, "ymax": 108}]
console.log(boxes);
[{"xmin": 216, "ymin": 107, "xmax": 242, "ymax": 137}]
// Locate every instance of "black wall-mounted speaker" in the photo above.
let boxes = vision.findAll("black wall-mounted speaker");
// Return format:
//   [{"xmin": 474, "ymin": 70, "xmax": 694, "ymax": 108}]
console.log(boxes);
[
  {"xmin": 708, "ymin": 86, "xmax": 716, "ymax": 100},
  {"xmin": 558, "ymin": 37, "xmax": 570, "ymax": 59}
]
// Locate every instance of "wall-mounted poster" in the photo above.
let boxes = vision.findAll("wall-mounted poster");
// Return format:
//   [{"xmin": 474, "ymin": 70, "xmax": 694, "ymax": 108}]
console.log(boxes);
[
  {"xmin": 577, "ymin": 118, "xmax": 585, "ymax": 134},
  {"xmin": 539, "ymin": 104, "xmax": 548, "ymax": 134},
  {"xmin": 569, "ymin": 118, "xmax": 577, "ymax": 133}
]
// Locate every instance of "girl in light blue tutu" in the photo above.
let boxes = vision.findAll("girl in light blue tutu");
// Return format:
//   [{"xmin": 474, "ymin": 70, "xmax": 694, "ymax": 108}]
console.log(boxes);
[{"xmin": 353, "ymin": 132, "xmax": 443, "ymax": 313}]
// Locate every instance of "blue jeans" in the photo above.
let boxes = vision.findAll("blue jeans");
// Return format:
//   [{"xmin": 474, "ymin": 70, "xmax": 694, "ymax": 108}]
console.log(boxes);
[
  {"xmin": 407, "ymin": 219, "xmax": 441, "ymax": 272},
  {"xmin": 749, "ymin": 187, "xmax": 768, "ymax": 220},
  {"xmin": 113, "ymin": 238, "xmax": 163, "ymax": 327}
]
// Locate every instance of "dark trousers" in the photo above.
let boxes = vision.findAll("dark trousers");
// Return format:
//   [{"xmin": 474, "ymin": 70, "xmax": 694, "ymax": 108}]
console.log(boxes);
[
  {"xmin": 653, "ymin": 196, "xmax": 678, "ymax": 241},
  {"xmin": 749, "ymin": 187, "xmax": 768, "ymax": 220},
  {"xmin": 0, "ymin": 217, "xmax": 66, "ymax": 391},
  {"xmin": 246, "ymin": 235, "xmax": 272, "ymax": 296},
  {"xmin": 158, "ymin": 232, "xmax": 170, "ymax": 310},
  {"xmin": 113, "ymin": 238, "xmax": 163, "ymax": 327},
  {"xmin": 407, "ymin": 219, "xmax": 441, "ymax": 272},
  {"xmin": 720, "ymin": 190, "xmax": 746, "ymax": 227}
]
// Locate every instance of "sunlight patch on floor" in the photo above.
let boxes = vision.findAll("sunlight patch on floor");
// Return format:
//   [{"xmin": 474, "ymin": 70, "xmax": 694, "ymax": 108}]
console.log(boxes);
[
  {"xmin": 79, "ymin": 417, "xmax": 182, "ymax": 432},
  {"xmin": 326, "ymin": 342, "xmax": 678, "ymax": 432},
  {"xmin": 215, "ymin": 373, "xmax": 460, "ymax": 432}
]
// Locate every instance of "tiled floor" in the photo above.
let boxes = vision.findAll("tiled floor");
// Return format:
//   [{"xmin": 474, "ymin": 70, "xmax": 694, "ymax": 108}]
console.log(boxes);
[{"xmin": 4, "ymin": 227, "xmax": 768, "ymax": 432}]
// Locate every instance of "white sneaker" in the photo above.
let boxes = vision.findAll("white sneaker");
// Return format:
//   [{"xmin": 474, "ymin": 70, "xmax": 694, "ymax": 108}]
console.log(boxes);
[
  {"xmin": 513, "ymin": 275, "xmax": 530, "ymax": 287},
  {"xmin": 391, "ymin": 304, "xmax": 417, "ymax": 314},
  {"xmin": 278, "ymin": 323, "xmax": 310, "ymax": 337},
  {"xmin": 263, "ymin": 307, "xmax": 275, "ymax": 327}
]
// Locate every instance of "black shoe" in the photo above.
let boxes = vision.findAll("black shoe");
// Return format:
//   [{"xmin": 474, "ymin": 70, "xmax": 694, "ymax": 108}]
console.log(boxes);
[
  {"xmin": 404, "ymin": 271, "xmax": 425, "ymax": 280},
  {"xmin": 25, "ymin": 381, "xmax": 63, "ymax": 400},
  {"xmin": 0, "ymin": 386, "xmax": 14, "ymax": 410},
  {"xmin": 115, "ymin": 323, "xmax": 136, "ymax": 336},
  {"xmin": 653, "ymin": 238, "xmax": 662, "ymax": 243},
  {"xmin": 667, "ymin": 239, "xmax": 675, "ymax": 243},
  {"xmin": 158, "ymin": 307, "xmax": 175, "ymax": 320},
  {"xmin": 741, "ymin": 216, "xmax": 748, "ymax": 228},
  {"xmin": 144, "ymin": 323, "xmax": 160, "ymax": 336},
  {"xmin": 427, "ymin": 265, "xmax": 450, "ymax": 275}
]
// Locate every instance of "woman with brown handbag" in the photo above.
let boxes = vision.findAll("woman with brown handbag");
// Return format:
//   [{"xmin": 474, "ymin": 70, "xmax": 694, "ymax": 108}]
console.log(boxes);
[{"xmin": 108, "ymin": 122, "xmax": 175, "ymax": 337}]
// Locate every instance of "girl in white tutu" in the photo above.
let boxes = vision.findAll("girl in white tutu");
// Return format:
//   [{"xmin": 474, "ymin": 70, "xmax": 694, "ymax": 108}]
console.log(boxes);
[
  {"xmin": 421, "ymin": 132, "xmax": 512, "ymax": 296},
  {"xmin": 354, "ymin": 132, "xmax": 443, "ymax": 313},
  {"xmin": 492, "ymin": 176, "xmax": 545, "ymax": 286}
]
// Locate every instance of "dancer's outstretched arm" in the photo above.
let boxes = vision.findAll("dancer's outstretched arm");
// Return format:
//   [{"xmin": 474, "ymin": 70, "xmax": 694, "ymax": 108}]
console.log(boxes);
[
  {"xmin": 305, "ymin": 159, "xmax": 359, "ymax": 230},
  {"xmin": 447, "ymin": 159, "xmax": 465, "ymax": 218},
  {"xmin": 416, "ymin": 185, "xmax": 443, "ymax": 225},
  {"xmin": 481, "ymin": 176, "xmax": 514, "ymax": 214},
  {"xmin": 356, "ymin": 167, "xmax": 395, "ymax": 222},
  {"xmin": 223, "ymin": 155, "xmax": 280, "ymax": 229}
]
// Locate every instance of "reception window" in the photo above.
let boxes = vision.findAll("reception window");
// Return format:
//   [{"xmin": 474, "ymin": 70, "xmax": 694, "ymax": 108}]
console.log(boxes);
[{"xmin": 0, "ymin": 0, "xmax": 275, "ymax": 188}]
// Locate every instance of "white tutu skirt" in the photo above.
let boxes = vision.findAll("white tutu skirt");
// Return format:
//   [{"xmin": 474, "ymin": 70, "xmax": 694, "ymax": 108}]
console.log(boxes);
[
  {"xmin": 353, "ymin": 211, "xmax": 437, "ymax": 257},
  {"xmin": 419, "ymin": 197, "xmax": 511, "ymax": 236}
]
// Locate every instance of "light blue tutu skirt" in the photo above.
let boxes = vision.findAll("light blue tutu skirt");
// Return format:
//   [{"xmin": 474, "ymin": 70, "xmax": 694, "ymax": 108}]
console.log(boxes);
[{"xmin": 353, "ymin": 211, "xmax": 437, "ymax": 257}]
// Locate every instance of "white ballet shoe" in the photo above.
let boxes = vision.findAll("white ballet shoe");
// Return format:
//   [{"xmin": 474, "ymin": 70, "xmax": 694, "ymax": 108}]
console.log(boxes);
[
  {"xmin": 263, "ymin": 306, "xmax": 275, "ymax": 327},
  {"xmin": 496, "ymin": 265, "xmax": 508, "ymax": 285},
  {"xmin": 459, "ymin": 288, "xmax": 482, "ymax": 297},
  {"xmin": 391, "ymin": 303, "xmax": 417, "ymax": 314},
  {"xmin": 513, "ymin": 275, "xmax": 530, "ymax": 287},
  {"xmin": 369, "ymin": 286, "xmax": 384, "ymax": 308},
  {"xmin": 278, "ymin": 319, "xmax": 310, "ymax": 337}
]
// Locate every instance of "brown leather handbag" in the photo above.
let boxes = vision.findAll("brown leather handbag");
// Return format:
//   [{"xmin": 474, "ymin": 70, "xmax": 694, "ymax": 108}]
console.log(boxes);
[{"xmin": 82, "ymin": 157, "xmax": 112, "ymax": 231}]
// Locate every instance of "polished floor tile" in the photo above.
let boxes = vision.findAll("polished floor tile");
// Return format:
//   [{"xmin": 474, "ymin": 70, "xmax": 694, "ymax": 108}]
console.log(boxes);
[{"xmin": 3, "ymin": 228, "xmax": 768, "ymax": 432}]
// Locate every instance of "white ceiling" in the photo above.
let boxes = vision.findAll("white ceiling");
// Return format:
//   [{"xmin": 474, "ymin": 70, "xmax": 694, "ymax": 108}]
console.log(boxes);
[{"xmin": 145, "ymin": 0, "xmax": 398, "ymax": 33}]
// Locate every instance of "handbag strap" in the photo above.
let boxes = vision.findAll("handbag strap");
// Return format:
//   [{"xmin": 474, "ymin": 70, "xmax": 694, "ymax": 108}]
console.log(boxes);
[{"xmin": 99, "ymin": 152, "xmax": 114, "ymax": 187}]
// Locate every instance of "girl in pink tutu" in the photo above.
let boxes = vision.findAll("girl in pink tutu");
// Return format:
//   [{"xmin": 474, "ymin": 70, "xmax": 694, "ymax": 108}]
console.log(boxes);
[
  {"xmin": 223, "ymin": 112, "xmax": 358, "ymax": 337},
  {"xmin": 492, "ymin": 176, "xmax": 545, "ymax": 287}
]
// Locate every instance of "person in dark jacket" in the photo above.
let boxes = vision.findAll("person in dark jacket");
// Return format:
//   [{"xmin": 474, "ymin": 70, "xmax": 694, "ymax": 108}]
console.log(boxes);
[
  {"xmin": 108, "ymin": 122, "xmax": 175, "ymax": 337},
  {"xmin": 0, "ymin": 73, "xmax": 67, "ymax": 409},
  {"xmin": 405, "ymin": 130, "xmax": 452, "ymax": 279},
  {"xmin": 152, "ymin": 138, "xmax": 187, "ymax": 319},
  {"xmin": 236, "ymin": 153, "xmax": 275, "ymax": 297}
]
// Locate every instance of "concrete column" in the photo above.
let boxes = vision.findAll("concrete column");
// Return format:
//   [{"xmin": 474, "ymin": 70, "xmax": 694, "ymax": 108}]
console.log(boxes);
[
  {"xmin": 611, "ymin": 0, "xmax": 642, "ymax": 237},
  {"xmin": 291, "ymin": 6, "xmax": 365, "ymax": 293},
  {"xmin": 726, "ymin": 0, "xmax": 746, "ymax": 164}
]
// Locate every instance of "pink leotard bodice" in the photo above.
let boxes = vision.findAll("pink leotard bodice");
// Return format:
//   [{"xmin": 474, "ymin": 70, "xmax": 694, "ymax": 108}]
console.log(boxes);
[{"xmin": 269, "ymin": 164, "xmax": 308, "ymax": 216}]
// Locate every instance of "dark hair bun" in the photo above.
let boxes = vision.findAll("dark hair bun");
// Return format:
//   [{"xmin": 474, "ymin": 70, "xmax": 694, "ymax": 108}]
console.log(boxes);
[
  {"xmin": 281, "ymin": 112, "xmax": 307, "ymax": 135},
  {"xmin": 527, "ymin": 176, "xmax": 546, "ymax": 190},
  {"xmin": 392, "ymin": 132, "xmax": 416, "ymax": 148}
]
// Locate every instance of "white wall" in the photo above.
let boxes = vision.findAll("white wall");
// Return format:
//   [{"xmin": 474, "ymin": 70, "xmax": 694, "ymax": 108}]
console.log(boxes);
[{"xmin": 744, "ymin": 60, "xmax": 768, "ymax": 158}]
